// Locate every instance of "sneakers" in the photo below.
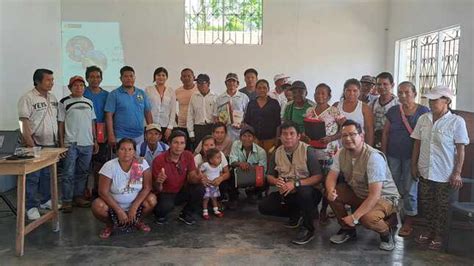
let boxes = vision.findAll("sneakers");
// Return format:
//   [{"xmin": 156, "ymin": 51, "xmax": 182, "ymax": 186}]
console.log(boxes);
[
  {"xmin": 178, "ymin": 212, "xmax": 196, "ymax": 225},
  {"xmin": 62, "ymin": 202, "xmax": 73, "ymax": 213},
  {"xmin": 39, "ymin": 200, "xmax": 62, "ymax": 210},
  {"xmin": 73, "ymin": 196, "xmax": 91, "ymax": 208},
  {"xmin": 155, "ymin": 217, "xmax": 167, "ymax": 225},
  {"xmin": 26, "ymin": 207, "xmax": 41, "ymax": 220},
  {"xmin": 291, "ymin": 228, "xmax": 315, "ymax": 245},
  {"xmin": 284, "ymin": 216, "xmax": 303, "ymax": 229},
  {"xmin": 330, "ymin": 228, "xmax": 357, "ymax": 244},
  {"xmin": 379, "ymin": 232, "xmax": 395, "ymax": 251}
]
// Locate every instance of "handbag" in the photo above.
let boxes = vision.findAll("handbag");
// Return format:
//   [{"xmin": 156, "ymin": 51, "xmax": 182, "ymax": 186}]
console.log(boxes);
[{"xmin": 234, "ymin": 165, "xmax": 265, "ymax": 188}]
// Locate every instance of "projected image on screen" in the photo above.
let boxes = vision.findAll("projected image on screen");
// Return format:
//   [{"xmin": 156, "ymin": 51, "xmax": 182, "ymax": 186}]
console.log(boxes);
[{"xmin": 62, "ymin": 22, "xmax": 125, "ymax": 87}]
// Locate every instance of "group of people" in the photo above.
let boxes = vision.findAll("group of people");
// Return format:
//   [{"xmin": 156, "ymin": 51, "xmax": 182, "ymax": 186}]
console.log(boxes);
[{"xmin": 17, "ymin": 65, "xmax": 469, "ymax": 251}]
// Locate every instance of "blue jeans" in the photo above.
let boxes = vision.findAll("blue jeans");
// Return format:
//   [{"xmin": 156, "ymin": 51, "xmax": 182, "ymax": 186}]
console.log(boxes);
[
  {"xmin": 387, "ymin": 156, "xmax": 418, "ymax": 216},
  {"xmin": 26, "ymin": 167, "xmax": 51, "ymax": 210},
  {"xmin": 61, "ymin": 143, "xmax": 93, "ymax": 202}
]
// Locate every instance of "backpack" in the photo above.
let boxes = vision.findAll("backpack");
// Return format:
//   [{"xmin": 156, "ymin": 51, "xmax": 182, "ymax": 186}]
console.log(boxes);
[{"xmin": 139, "ymin": 141, "xmax": 167, "ymax": 157}]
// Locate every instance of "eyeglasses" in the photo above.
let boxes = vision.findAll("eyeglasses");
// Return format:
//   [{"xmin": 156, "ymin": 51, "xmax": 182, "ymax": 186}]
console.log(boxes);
[{"xmin": 341, "ymin": 132, "xmax": 359, "ymax": 139}]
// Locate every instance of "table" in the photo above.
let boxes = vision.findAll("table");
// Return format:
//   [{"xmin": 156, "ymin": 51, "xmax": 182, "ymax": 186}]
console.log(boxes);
[{"xmin": 0, "ymin": 148, "xmax": 67, "ymax": 256}]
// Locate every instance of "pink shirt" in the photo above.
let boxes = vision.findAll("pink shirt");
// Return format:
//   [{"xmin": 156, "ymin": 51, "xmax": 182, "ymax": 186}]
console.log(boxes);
[{"xmin": 175, "ymin": 85, "xmax": 198, "ymax": 127}]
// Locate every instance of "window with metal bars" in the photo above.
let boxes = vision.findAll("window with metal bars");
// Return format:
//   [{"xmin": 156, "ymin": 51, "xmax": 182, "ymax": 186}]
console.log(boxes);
[
  {"xmin": 184, "ymin": 0, "xmax": 263, "ymax": 45},
  {"xmin": 396, "ymin": 26, "xmax": 460, "ymax": 107}
]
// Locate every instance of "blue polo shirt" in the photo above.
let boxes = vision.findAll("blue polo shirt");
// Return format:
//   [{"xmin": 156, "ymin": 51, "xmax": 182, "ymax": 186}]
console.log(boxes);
[
  {"xmin": 104, "ymin": 86, "xmax": 151, "ymax": 138},
  {"xmin": 84, "ymin": 87, "xmax": 109, "ymax": 123}
]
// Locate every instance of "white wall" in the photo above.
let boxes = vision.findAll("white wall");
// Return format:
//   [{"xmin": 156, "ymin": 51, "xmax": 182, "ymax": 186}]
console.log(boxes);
[
  {"xmin": 386, "ymin": 0, "xmax": 474, "ymax": 112},
  {"xmin": 59, "ymin": 0, "xmax": 388, "ymax": 101}
]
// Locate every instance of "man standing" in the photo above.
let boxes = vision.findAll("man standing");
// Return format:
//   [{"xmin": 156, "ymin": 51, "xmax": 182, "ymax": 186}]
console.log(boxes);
[
  {"xmin": 239, "ymin": 68, "xmax": 258, "ymax": 101},
  {"xmin": 105, "ymin": 66, "xmax": 152, "ymax": 147},
  {"xmin": 359, "ymin": 75, "xmax": 378, "ymax": 105},
  {"xmin": 18, "ymin": 68, "xmax": 59, "ymax": 220},
  {"xmin": 325, "ymin": 120, "xmax": 399, "ymax": 251},
  {"xmin": 269, "ymin": 73, "xmax": 290, "ymax": 107},
  {"xmin": 152, "ymin": 130, "xmax": 205, "ymax": 225},
  {"xmin": 258, "ymin": 121, "xmax": 323, "ymax": 245},
  {"xmin": 58, "ymin": 76, "xmax": 98, "ymax": 212},
  {"xmin": 187, "ymin": 74, "xmax": 216, "ymax": 147},
  {"xmin": 372, "ymin": 72, "xmax": 398, "ymax": 149},
  {"xmin": 83, "ymin": 66, "xmax": 109, "ymax": 197},
  {"xmin": 175, "ymin": 68, "xmax": 198, "ymax": 150},
  {"xmin": 214, "ymin": 73, "xmax": 249, "ymax": 141}
]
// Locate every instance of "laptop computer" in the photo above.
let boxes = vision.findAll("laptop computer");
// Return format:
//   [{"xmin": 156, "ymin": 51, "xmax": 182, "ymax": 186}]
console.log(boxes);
[{"xmin": 0, "ymin": 130, "xmax": 21, "ymax": 159}]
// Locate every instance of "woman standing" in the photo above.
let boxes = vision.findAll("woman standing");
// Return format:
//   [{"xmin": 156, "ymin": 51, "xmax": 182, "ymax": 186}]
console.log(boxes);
[
  {"xmin": 305, "ymin": 83, "xmax": 343, "ymax": 223},
  {"xmin": 411, "ymin": 85, "xmax": 469, "ymax": 250},
  {"xmin": 145, "ymin": 67, "xmax": 176, "ymax": 141},
  {"xmin": 334, "ymin": 78, "xmax": 374, "ymax": 146},
  {"xmin": 244, "ymin": 79, "xmax": 281, "ymax": 153},
  {"xmin": 381, "ymin": 82, "xmax": 429, "ymax": 237}
]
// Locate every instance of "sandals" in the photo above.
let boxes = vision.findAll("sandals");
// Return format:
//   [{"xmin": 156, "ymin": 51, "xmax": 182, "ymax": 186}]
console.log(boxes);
[
  {"xmin": 135, "ymin": 221, "xmax": 151, "ymax": 232},
  {"xmin": 99, "ymin": 226, "xmax": 113, "ymax": 239},
  {"xmin": 415, "ymin": 233, "xmax": 431, "ymax": 244},
  {"xmin": 398, "ymin": 225, "xmax": 414, "ymax": 237},
  {"xmin": 428, "ymin": 240, "xmax": 443, "ymax": 250}
]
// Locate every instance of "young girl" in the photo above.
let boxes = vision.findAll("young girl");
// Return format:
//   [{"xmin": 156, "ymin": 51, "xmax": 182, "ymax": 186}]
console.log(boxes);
[{"xmin": 200, "ymin": 148, "xmax": 225, "ymax": 220}]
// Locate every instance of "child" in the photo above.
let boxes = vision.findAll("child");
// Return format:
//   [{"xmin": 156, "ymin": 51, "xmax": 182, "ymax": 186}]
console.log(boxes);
[
  {"xmin": 200, "ymin": 148, "xmax": 225, "ymax": 220},
  {"xmin": 58, "ymin": 75, "xmax": 98, "ymax": 213},
  {"xmin": 136, "ymin": 123, "xmax": 169, "ymax": 166}
]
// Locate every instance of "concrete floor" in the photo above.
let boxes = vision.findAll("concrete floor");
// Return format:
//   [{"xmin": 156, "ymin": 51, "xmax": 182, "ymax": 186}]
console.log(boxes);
[{"xmin": 0, "ymin": 191, "xmax": 473, "ymax": 265}]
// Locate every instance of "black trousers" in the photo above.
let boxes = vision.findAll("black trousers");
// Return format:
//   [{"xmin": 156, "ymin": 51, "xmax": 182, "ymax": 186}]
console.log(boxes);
[
  {"xmin": 258, "ymin": 186, "xmax": 322, "ymax": 232},
  {"xmin": 154, "ymin": 184, "xmax": 205, "ymax": 218},
  {"xmin": 193, "ymin": 124, "xmax": 214, "ymax": 148}
]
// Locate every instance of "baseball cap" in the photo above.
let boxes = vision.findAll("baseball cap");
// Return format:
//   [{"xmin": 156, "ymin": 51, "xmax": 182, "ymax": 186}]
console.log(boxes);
[
  {"xmin": 145, "ymin": 123, "xmax": 162, "ymax": 133},
  {"xmin": 195, "ymin": 74, "xmax": 210, "ymax": 83},
  {"xmin": 273, "ymin": 73, "xmax": 290, "ymax": 82},
  {"xmin": 360, "ymin": 75, "xmax": 376, "ymax": 85},
  {"xmin": 423, "ymin": 85, "xmax": 454, "ymax": 100},
  {"xmin": 68, "ymin": 76, "xmax": 85, "ymax": 89},
  {"xmin": 290, "ymin": 80, "xmax": 307, "ymax": 91},
  {"xmin": 225, "ymin": 73, "xmax": 239, "ymax": 82},
  {"xmin": 240, "ymin": 124, "xmax": 256, "ymax": 137}
]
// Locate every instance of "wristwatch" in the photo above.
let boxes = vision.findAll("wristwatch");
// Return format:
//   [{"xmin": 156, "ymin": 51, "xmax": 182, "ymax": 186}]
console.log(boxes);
[
  {"xmin": 294, "ymin": 180, "xmax": 301, "ymax": 188},
  {"xmin": 351, "ymin": 214, "xmax": 359, "ymax": 225}
]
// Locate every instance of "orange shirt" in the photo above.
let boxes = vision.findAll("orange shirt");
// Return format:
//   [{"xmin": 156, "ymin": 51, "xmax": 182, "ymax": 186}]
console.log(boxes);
[{"xmin": 175, "ymin": 85, "xmax": 198, "ymax": 127}]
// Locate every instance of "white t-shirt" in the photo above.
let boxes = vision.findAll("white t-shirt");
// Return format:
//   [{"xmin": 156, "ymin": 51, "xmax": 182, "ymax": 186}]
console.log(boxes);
[
  {"xmin": 17, "ymin": 88, "xmax": 59, "ymax": 146},
  {"xmin": 200, "ymin": 162, "xmax": 223, "ymax": 181},
  {"xmin": 99, "ymin": 158, "xmax": 150, "ymax": 210}
]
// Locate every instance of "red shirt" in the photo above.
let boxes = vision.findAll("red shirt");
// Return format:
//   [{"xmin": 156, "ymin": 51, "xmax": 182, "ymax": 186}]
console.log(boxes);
[{"xmin": 152, "ymin": 150, "xmax": 196, "ymax": 193}]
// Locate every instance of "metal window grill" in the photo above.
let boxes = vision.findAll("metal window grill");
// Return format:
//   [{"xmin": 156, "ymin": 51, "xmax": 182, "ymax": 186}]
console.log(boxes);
[
  {"xmin": 185, "ymin": 0, "xmax": 263, "ymax": 45},
  {"xmin": 399, "ymin": 26, "xmax": 460, "ymax": 96}
]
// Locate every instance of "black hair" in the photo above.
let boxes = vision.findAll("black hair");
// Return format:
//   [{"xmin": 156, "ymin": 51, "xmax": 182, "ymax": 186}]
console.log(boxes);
[
  {"xmin": 315, "ymin": 83, "xmax": 332, "ymax": 99},
  {"xmin": 169, "ymin": 130, "xmax": 187, "ymax": 143},
  {"xmin": 120, "ymin": 66, "xmax": 135, "ymax": 77},
  {"xmin": 153, "ymin": 67, "xmax": 168, "ymax": 81},
  {"xmin": 256, "ymin": 79, "xmax": 270, "ymax": 89},
  {"xmin": 181, "ymin": 68, "xmax": 194, "ymax": 75},
  {"xmin": 201, "ymin": 135, "xmax": 216, "ymax": 145},
  {"xmin": 343, "ymin": 78, "xmax": 361, "ymax": 91},
  {"xmin": 398, "ymin": 81, "xmax": 417, "ymax": 95},
  {"xmin": 341, "ymin": 119, "xmax": 363, "ymax": 134},
  {"xmin": 244, "ymin": 68, "xmax": 258, "ymax": 77},
  {"xmin": 117, "ymin": 138, "xmax": 137, "ymax": 151},
  {"xmin": 212, "ymin": 122, "xmax": 228, "ymax": 134},
  {"xmin": 85, "ymin": 65, "xmax": 102, "ymax": 80},
  {"xmin": 376, "ymin": 72, "xmax": 394, "ymax": 84},
  {"xmin": 280, "ymin": 121, "xmax": 301, "ymax": 134},
  {"xmin": 33, "ymin": 68, "xmax": 53, "ymax": 86},
  {"xmin": 206, "ymin": 148, "xmax": 221, "ymax": 162}
]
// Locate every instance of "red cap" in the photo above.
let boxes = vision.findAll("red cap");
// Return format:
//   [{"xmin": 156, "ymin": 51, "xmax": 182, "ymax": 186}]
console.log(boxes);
[{"xmin": 68, "ymin": 75, "xmax": 85, "ymax": 89}]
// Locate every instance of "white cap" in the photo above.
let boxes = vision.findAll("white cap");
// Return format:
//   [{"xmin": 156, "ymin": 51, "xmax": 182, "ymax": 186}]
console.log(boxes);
[
  {"xmin": 273, "ymin": 73, "xmax": 290, "ymax": 82},
  {"xmin": 424, "ymin": 85, "xmax": 454, "ymax": 100},
  {"xmin": 145, "ymin": 123, "xmax": 162, "ymax": 132}
]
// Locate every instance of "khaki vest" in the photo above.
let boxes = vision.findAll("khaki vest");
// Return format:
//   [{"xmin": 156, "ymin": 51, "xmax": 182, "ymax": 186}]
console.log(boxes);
[
  {"xmin": 275, "ymin": 142, "xmax": 309, "ymax": 181},
  {"xmin": 339, "ymin": 143, "xmax": 399, "ymax": 199}
]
